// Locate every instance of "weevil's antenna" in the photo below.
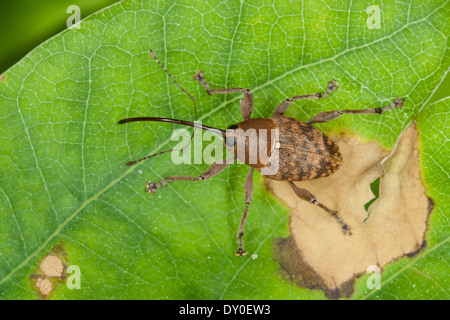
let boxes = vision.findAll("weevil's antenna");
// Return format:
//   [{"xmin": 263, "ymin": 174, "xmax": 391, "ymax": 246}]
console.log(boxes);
[
  {"xmin": 149, "ymin": 50, "xmax": 198, "ymax": 120},
  {"xmin": 118, "ymin": 50, "xmax": 209, "ymax": 166}
]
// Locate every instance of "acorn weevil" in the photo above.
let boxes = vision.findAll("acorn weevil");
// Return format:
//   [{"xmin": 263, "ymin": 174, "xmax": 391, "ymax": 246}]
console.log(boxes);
[{"xmin": 119, "ymin": 50, "xmax": 404, "ymax": 256}]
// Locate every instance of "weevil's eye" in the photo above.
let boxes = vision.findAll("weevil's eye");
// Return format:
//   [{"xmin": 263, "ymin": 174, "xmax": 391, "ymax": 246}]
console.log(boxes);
[
  {"xmin": 225, "ymin": 136, "xmax": 236, "ymax": 148},
  {"xmin": 225, "ymin": 124, "xmax": 238, "ymax": 148}
]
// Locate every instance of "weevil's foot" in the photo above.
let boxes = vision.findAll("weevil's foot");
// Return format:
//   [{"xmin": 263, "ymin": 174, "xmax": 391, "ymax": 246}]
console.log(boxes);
[
  {"xmin": 328, "ymin": 80, "xmax": 339, "ymax": 92},
  {"xmin": 145, "ymin": 180, "xmax": 167, "ymax": 194},
  {"xmin": 193, "ymin": 70, "xmax": 205, "ymax": 82},
  {"xmin": 235, "ymin": 248, "xmax": 247, "ymax": 257},
  {"xmin": 383, "ymin": 97, "xmax": 405, "ymax": 112},
  {"xmin": 342, "ymin": 223, "xmax": 352, "ymax": 236},
  {"xmin": 331, "ymin": 211, "xmax": 352, "ymax": 235},
  {"xmin": 193, "ymin": 70, "xmax": 211, "ymax": 93},
  {"xmin": 395, "ymin": 97, "xmax": 405, "ymax": 107},
  {"xmin": 319, "ymin": 80, "xmax": 339, "ymax": 99}
]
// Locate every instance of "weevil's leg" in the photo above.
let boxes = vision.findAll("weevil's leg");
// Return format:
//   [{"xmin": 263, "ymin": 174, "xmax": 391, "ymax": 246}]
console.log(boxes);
[
  {"xmin": 273, "ymin": 80, "xmax": 338, "ymax": 117},
  {"xmin": 236, "ymin": 167, "xmax": 254, "ymax": 256},
  {"xmin": 145, "ymin": 158, "xmax": 234, "ymax": 194},
  {"xmin": 307, "ymin": 98, "xmax": 405, "ymax": 125},
  {"xmin": 194, "ymin": 70, "xmax": 253, "ymax": 120},
  {"xmin": 287, "ymin": 181, "xmax": 352, "ymax": 235}
]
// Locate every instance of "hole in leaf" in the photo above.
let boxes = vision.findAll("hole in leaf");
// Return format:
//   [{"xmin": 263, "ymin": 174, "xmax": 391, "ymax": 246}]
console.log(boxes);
[{"xmin": 363, "ymin": 176, "xmax": 381, "ymax": 222}]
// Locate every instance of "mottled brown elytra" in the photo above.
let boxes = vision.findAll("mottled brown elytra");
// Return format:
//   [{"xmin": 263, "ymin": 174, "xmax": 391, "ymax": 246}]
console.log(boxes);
[{"xmin": 118, "ymin": 50, "xmax": 405, "ymax": 256}]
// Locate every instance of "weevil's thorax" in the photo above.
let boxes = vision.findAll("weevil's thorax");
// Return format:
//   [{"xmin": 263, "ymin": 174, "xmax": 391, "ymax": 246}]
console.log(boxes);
[{"xmin": 224, "ymin": 118, "xmax": 277, "ymax": 168}]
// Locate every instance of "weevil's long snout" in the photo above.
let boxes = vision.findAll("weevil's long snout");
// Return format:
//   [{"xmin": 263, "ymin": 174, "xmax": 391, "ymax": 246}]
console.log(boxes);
[
  {"xmin": 118, "ymin": 116, "xmax": 227, "ymax": 166},
  {"xmin": 118, "ymin": 117, "xmax": 226, "ymax": 137}
]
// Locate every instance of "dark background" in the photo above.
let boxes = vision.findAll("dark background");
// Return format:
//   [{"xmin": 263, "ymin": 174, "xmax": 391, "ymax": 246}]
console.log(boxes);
[{"xmin": 0, "ymin": 0, "xmax": 120, "ymax": 73}]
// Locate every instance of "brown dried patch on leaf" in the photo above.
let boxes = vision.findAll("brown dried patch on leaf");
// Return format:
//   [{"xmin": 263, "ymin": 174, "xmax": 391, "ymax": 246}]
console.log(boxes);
[
  {"xmin": 32, "ymin": 246, "xmax": 68, "ymax": 298},
  {"xmin": 35, "ymin": 276, "xmax": 53, "ymax": 297},
  {"xmin": 268, "ymin": 123, "xmax": 433, "ymax": 299},
  {"xmin": 40, "ymin": 255, "xmax": 65, "ymax": 278}
]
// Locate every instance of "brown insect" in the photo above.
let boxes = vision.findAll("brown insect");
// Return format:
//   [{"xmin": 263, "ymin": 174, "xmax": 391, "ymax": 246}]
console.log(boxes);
[{"xmin": 119, "ymin": 50, "xmax": 404, "ymax": 256}]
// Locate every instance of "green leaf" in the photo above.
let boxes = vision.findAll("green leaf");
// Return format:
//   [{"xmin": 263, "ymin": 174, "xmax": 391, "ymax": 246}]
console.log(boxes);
[{"xmin": 0, "ymin": 0, "xmax": 448, "ymax": 299}]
